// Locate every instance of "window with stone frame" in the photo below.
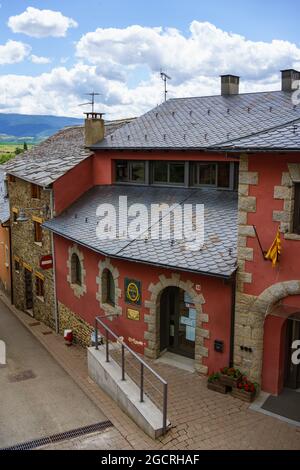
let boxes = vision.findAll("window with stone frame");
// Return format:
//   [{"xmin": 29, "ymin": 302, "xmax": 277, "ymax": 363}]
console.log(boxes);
[
  {"xmin": 36, "ymin": 276, "xmax": 44, "ymax": 299},
  {"xmin": 34, "ymin": 221, "xmax": 43, "ymax": 243},
  {"xmin": 71, "ymin": 253, "xmax": 82, "ymax": 286},
  {"xmin": 31, "ymin": 183, "xmax": 41, "ymax": 199},
  {"xmin": 102, "ymin": 269, "xmax": 115, "ymax": 306},
  {"xmin": 293, "ymin": 183, "xmax": 300, "ymax": 234}
]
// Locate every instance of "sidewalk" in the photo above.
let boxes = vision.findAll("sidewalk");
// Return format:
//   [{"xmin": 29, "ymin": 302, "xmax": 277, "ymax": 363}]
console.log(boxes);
[{"xmin": 1, "ymin": 292, "xmax": 300, "ymax": 450}]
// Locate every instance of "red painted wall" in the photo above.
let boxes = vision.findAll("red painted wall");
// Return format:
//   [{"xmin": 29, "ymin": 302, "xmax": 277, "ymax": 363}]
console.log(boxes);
[
  {"xmin": 54, "ymin": 233, "xmax": 233, "ymax": 374},
  {"xmin": 244, "ymin": 152, "xmax": 300, "ymax": 393},
  {"xmin": 54, "ymin": 158, "xmax": 93, "ymax": 215},
  {"xmin": 53, "ymin": 149, "xmax": 238, "ymax": 215}
]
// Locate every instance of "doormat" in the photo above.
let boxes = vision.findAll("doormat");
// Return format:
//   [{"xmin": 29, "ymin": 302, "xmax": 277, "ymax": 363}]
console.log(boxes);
[
  {"xmin": 29, "ymin": 322, "xmax": 40, "ymax": 327},
  {"xmin": 262, "ymin": 388, "xmax": 300, "ymax": 422}
]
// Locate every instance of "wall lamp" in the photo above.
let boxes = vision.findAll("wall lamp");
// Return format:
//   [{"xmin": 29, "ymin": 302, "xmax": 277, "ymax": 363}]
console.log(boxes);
[{"xmin": 16, "ymin": 205, "xmax": 50, "ymax": 223}]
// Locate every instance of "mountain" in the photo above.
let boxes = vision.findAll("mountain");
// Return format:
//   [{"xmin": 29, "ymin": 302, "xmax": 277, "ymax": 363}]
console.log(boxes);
[{"xmin": 0, "ymin": 113, "xmax": 83, "ymax": 143}]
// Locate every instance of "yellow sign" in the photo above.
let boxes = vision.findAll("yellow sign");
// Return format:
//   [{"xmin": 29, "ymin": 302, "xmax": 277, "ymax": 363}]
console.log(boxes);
[
  {"xmin": 127, "ymin": 308, "xmax": 140, "ymax": 321},
  {"xmin": 125, "ymin": 278, "xmax": 141, "ymax": 305}
]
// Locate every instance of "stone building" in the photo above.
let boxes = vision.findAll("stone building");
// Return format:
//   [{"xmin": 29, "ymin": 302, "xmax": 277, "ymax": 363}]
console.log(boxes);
[
  {"xmin": 0, "ymin": 168, "xmax": 11, "ymax": 299},
  {"xmin": 4, "ymin": 121, "xmax": 132, "ymax": 329}
]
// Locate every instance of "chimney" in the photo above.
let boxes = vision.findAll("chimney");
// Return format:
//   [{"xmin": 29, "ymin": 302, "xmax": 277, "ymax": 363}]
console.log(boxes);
[
  {"xmin": 221, "ymin": 75, "xmax": 240, "ymax": 96},
  {"xmin": 281, "ymin": 69, "xmax": 300, "ymax": 92},
  {"xmin": 84, "ymin": 112, "xmax": 105, "ymax": 147}
]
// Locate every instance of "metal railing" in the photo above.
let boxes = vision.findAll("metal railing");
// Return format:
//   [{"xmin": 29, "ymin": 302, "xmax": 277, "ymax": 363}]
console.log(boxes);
[{"xmin": 95, "ymin": 315, "xmax": 168, "ymax": 435}]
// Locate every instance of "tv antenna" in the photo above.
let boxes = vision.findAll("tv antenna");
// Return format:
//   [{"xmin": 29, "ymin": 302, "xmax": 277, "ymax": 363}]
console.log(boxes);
[
  {"xmin": 160, "ymin": 70, "xmax": 172, "ymax": 102},
  {"xmin": 79, "ymin": 92, "xmax": 101, "ymax": 113}
]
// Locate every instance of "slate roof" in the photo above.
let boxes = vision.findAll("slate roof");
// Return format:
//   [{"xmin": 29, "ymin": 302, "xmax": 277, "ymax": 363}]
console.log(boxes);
[
  {"xmin": 0, "ymin": 168, "xmax": 9, "ymax": 224},
  {"xmin": 44, "ymin": 185, "xmax": 238, "ymax": 278},
  {"xmin": 92, "ymin": 91, "xmax": 300, "ymax": 151},
  {"xmin": 216, "ymin": 118, "xmax": 300, "ymax": 150},
  {"xmin": 4, "ymin": 119, "xmax": 133, "ymax": 187}
]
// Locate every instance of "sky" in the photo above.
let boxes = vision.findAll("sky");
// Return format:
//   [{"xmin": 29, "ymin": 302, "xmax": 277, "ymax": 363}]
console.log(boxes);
[{"xmin": 0, "ymin": 0, "xmax": 300, "ymax": 119}]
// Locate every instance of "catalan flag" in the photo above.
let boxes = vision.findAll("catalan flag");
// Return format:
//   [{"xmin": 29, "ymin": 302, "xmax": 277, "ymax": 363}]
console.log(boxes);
[{"xmin": 265, "ymin": 228, "xmax": 281, "ymax": 267}]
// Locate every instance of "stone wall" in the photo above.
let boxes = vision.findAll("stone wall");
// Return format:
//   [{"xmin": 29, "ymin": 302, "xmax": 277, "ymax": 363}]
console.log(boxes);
[
  {"xmin": 234, "ymin": 154, "xmax": 260, "ymax": 379},
  {"xmin": 58, "ymin": 301, "xmax": 93, "ymax": 346},
  {"xmin": 8, "ymin": 177, "xmax": 56, "ymax": 328}
]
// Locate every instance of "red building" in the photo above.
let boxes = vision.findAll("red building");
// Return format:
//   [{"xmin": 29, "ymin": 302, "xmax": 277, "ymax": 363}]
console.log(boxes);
[{"xmin": 6, "ymin": 71, "xmax": 300, "ymax": 395}]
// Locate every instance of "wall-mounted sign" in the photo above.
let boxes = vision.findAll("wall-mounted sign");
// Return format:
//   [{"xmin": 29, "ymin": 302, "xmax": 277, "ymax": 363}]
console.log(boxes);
[
  {"xmin": 40, "ymin": 255, "xmax": 53, "ymax": 270},
  {"xmin": 128, "ymin": 337, "xmax": 145, "ymax": 347},
  {"xmin": 125, "ymin": 278, "xmax": 142, "ymax": 305},
  {"xmin": 127, "ymin": 308, "xmax": 140, "ymax": 321}
]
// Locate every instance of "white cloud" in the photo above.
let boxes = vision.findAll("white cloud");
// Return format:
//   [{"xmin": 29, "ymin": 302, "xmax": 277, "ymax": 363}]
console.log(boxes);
[
  {"xmin": 2, "ymin": 21, "xmax": 300, "ymax": 119},
  {"xmin": 30, "ymin": 54, "xmax": 51, "ymax": 64},
  {"xmin": 8, "ymin": 7, "xmax": 78, "ymax": 38},
  {"xmin": 76, "ymin": 21, "xmax": 300, "ymax": 83},
  {"xmin": 0, "ymin": 40, "xmax": 31, "ymax": 65}
]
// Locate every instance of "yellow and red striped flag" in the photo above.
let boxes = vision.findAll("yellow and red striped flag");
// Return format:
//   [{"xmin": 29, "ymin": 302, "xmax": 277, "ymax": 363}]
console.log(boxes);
[{"xmin": 265, "ymin": 228, "xmax": 281, "ymax": 267}]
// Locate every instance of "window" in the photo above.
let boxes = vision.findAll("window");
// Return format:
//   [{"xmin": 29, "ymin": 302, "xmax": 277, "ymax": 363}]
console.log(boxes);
[
  {"xmin": 5, "ymin": 245, "xmax": 9, "ymax": 268},
  {"xmin": 217, "ymin": 163, "xmax": 231, "ymax": 188},
  {"xmin": 293, "ymin": 183, "xmax": 300, "ymax": 234},
  {"xmin": 31, "ymin": 184, "xmax": 41, "ymax": 199},
  {"xmin": 116, "ymin": 161, "xmax": 146, "ymax": 183},
  {"xmin": 153, "ymin": 162, "xmax": 185, "ymax": 185},
  {"xmin": 34, "ymin": 221, "xmax": 43, "ymax": 243},
  {"xmin": 71, "ymin": 253, "xmax": 82, "ymax": 286},
  {"xmin": 102, "ymin": 269, "xmax": 115, "ymax": 306},
  {"xmin": 190, "ymin": 163, "xmax": 216, "ymax": 186},
  {"xmin": 8, "ymin": 175, "xmax": 16, "ymax": 183},
  {"xmin": 190, "ymin": 162, "xmax": 233, "ymax": 188},
  {"xmin": 36, "ymin": 276, "xmax": 44, "ymax": 299},
  {"xmin": 234, "ymin": 163, "xmax": 239, "ymax": 191}
]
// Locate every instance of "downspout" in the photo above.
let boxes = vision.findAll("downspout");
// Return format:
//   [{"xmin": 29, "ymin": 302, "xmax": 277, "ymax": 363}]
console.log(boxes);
[
  {"xmin": 8, "ymin": 222, "xmax": 13, "ymax": 305},
  {"xmin": 229, "ymin": 271, "xmax": 237, "ymax": 368},
  {"xmin": 49, "ymin": 189, "xmax": 59, "ymax": 334}
]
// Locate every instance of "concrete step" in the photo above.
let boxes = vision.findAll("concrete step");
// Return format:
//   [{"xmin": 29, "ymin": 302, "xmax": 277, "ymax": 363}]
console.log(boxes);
[{"xmin": 88, "ymin": 346, "xmax": 170, "ymax": 439}]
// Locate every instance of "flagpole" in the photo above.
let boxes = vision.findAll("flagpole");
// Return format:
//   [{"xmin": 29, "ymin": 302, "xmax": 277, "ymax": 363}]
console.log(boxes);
[{"xmin": 253, "ymin": 225, "xmax": 267, "ymax": 261}]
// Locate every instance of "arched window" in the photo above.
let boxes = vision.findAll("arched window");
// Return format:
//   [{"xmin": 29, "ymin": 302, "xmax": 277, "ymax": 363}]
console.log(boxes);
[
  {"xmin": 102, "ymin": 269, "xmax": 115, "ymax": 306},
  {"xmin": 71, "ymin": 253, "xmax": 82, "ymax": 286}
]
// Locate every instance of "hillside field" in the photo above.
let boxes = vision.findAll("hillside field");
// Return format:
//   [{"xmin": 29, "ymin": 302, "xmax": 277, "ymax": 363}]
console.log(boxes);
[{"xmin": 0, "ymin": 143, "xmax": 33, "ymax": 164}]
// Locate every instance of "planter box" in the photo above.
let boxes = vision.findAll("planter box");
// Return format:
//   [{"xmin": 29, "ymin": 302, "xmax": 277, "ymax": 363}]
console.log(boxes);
[
  {"xmin": 220, "ymin": 374, "xmax": 242, "ymax": 388},
  {"xmin": 207, "ymin": 381, "xmax": 228, "ymax": 394},
  {"xmin": 231, "ymin": 387, "xmax": 256, "ymax": 403}
]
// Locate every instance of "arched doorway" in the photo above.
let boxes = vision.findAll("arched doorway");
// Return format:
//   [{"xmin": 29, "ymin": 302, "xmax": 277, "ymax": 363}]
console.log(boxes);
[{"xmin": 160, "ymin": 286, "xmax": 196, "ymax": 359}]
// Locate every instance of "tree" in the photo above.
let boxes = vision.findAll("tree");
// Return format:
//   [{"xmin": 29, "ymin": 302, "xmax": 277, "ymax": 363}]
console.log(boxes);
[{"xmin": 24, "ymin": 142, "xmax": 28, "ymax": 151}]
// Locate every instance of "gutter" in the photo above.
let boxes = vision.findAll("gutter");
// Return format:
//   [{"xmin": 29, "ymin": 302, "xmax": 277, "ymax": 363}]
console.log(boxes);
[{"xmin": 44, "ymin": 188, "xmax": 59, "ymax": 334}]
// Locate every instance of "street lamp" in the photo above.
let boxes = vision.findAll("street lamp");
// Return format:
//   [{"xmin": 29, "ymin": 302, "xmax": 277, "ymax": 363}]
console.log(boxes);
[{"xmin": 16, "ymin": 205, "xmax": 50, "ymax": 223}]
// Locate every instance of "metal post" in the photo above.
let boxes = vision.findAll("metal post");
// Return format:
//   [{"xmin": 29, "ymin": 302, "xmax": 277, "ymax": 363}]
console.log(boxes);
[
  {"xmin": 95, "ymin": 320, "xmax": 99, "ymax": 350},
  {"xmin": 163, "ymin": 383, "xmax": 168, "ymax": 435},
  {"xmin": 105, "ymin": 329, "xmax": 109, "ymax": 362},
  {"xmin": 140, "ymin": 363, "xmax": 144, "ymax": 403},
  {"xmin": 122, "ymin": 345, "xmax": 125, "ymax": 381}
]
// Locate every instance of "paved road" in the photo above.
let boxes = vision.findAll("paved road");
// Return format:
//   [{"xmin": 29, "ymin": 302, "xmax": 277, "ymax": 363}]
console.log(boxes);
[{"xmin": 0, "ymin": 299, "xmax": 106, "ymax": 448}]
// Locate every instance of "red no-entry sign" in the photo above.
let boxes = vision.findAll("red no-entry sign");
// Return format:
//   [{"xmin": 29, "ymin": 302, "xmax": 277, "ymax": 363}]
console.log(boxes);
[{"xmin": 40, "ymin": 255, "xmax": 53, "ymax": 270}]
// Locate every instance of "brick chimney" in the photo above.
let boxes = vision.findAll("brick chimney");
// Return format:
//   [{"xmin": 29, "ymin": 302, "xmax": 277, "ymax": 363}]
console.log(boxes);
[
  {"xmin": 221, "ymin": 75, "xmax": 240, "ymax": 96},
  {"xmin": 281, "ymin": 69, "xmax": 300, "ymax": 92},
  {"xmin": 84, "ymin": 113, "xmax": 105, "ymax": 147}
]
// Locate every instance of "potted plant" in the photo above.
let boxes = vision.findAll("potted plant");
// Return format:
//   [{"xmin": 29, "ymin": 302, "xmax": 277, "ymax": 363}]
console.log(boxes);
[
  {"xmin": 231, "ymin": 377, "xmax": 258, "ymax": 403},
  {"xmin": 207, "ymin": 372, "xmax": 228, "ymax": 394},
  {"xmin": 219, "ymin": 367, "xmax": 242, "ymax": 388}
]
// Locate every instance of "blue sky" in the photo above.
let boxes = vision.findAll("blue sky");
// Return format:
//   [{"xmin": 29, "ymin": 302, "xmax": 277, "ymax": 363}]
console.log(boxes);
[{"xmin": 0, "ymin": 0, "xmax": 300, "ymax": 117}]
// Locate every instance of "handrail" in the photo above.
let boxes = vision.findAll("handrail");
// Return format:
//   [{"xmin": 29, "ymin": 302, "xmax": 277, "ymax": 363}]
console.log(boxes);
[{"xmin": 95, "ymin": 315, "xmax": 168, "ymax": 435}]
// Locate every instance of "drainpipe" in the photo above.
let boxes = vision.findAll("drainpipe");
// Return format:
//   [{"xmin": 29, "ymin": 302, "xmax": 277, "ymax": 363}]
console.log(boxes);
[
  {"xmin": 8, "ymin": 222, "xmax": 13, "ymax": 305},
  {"xmin": 229, "ymin": 271, "xmax": 237, "ymax": 368},
  {"xmin": 48, "ymin": 188, "xmax": 59, "ymax": 334}
]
